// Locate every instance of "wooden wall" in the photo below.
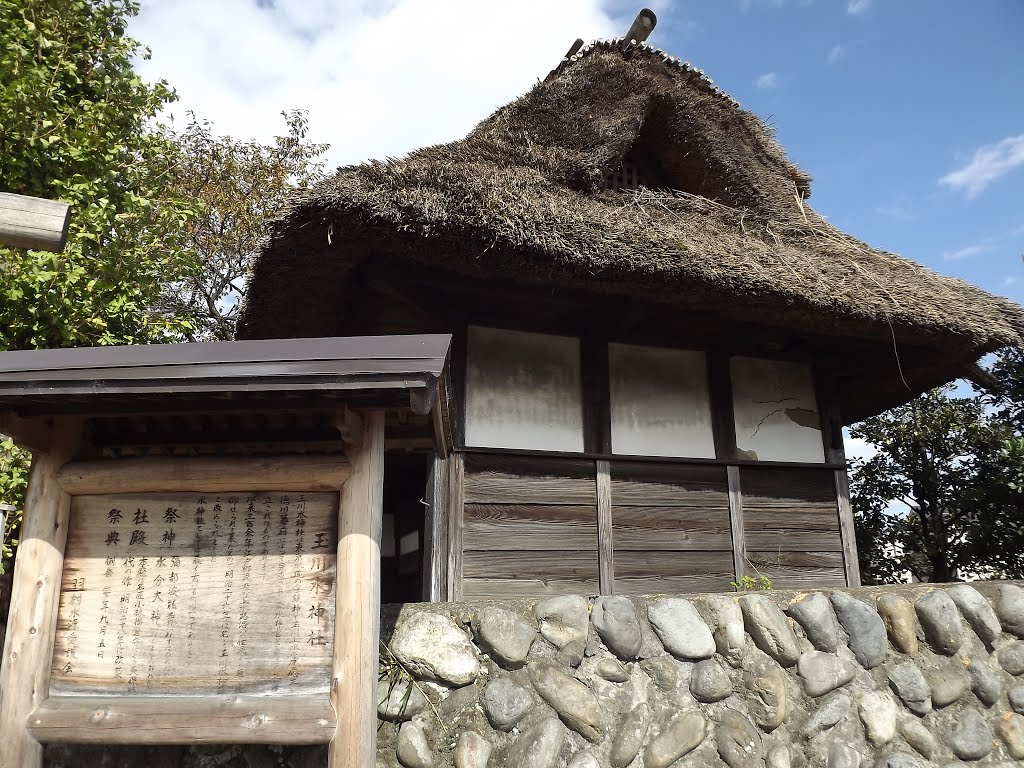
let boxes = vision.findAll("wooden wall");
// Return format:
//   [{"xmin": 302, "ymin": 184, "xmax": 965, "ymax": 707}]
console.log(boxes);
[
  {"xmin": 739, "ymin": 467, "xmax": 847, "ymax": 588},
  {"xmin": 610, "ymin": 463, "xmax": 734, "ymax": 594},
  {"xmin": 460, "ymin": 454, "xmax": 599, "ymax": 599},
  {"xmin": 451, "ymin": 453, "xmax": 849, "ymax": 600}
]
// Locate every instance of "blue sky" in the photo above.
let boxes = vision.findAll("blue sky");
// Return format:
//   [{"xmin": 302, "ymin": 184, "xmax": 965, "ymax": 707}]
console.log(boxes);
[{"xmin": 131, "ymin": 0, "xmax": 1024, "ymax": 307}]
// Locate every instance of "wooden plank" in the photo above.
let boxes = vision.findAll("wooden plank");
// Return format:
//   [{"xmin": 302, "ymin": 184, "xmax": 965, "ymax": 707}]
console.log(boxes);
[
  {"xmin": 57, "ymin": 456, "xmax": 351, "ymax": 495},
  {"xmin": 609, "ymin": 462, "xmax": 728, "ymax": 507},
  {"xmin": 461, "ymin": 576, "xmax": 599, "ymax": 600},
  {"xmin": 27, "ymin": 695, "xmax": 335, "ymax": 744},
  {"xmin": 463, "ymin": 504, "xmax": 598, "ymax": 551},
  {"xmin": 50, "ymin": 492, "xmax": 337, "ymax": 696},
  {"xmin": 738, "ymin": 466, "xmax": 837, "ymax": 507},
  {"xmin": 746, "ymin": 550, "xmax": 847, "ymax": 589},
  {"xmin": 743, "ymin": 506, "xmax": 842, "ymax": 530},
  {"xmin": 0, "ymin": 419, "xmax": 80, "ymax": 768},
  {"xmin": 835, "ymin": 469, "xmax": 862, "ymax": 587},
  {"xmin": 464, "ymin": 463, "xmax": 597, "ymax": 505},
  {"xmin": 611, "ymin": 507, "xmax": 733, "ymax": 551},
  {"xmin": 446, "ymin": 453, "xmax": 464, "ymax": 602},
  {"xmin": 613, "ymin": 550, "xmax": 735, "ymax": 595},
  {"xmin": 424, "ymin": 456, "xmax": 449, "ymax": 601},
  {"xmin": 744, "ymin": 531, "xmax": 844, "ymax": 552},
  {"xmin": 0, "ymin": 192, "xmax": 72, "ymax": 252},
  {"xmin": 727, "ymin": 465, "xmax": 746, "ymax": 581},
  {"xmin": 0, "ymin": 410, "xmax": 54, "ymax": 452},
  {"xmin": 596, "ymin": 459, "xmax": 614, "ymax": 595},
  {"xmin": 332, "ymin": 411, "xmax": 385, "ymax": 768},
  {"xmin": 462, "ymin": 550, "xmax": 598, "ymax": 582}
]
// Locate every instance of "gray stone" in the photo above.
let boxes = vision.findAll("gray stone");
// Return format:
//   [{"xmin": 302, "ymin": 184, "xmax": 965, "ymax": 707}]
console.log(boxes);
[
  {"xmin": 831, "ymin": 591, "xmax": 887, "ymax": 669},
  {"xmin": 876, "ymin": 594, "xmax": 919, "ymax": 656},
  {"xmin": 454, "ymin": 732, "xmax": 491, "ymax": 768},
  {"xmin": 717, "ymin": 710, "xmax": 763, "ymax": 768},
  {"xmin": 797, "ymin": 651, "xmax": 856, "ymax": 697},
  {"xmin": 438, "ymin": 682, "xmax": 479, "ymax": 717},
  {"xmin": 740, "ymin": 593, "xmax": 801, "ymax": 667},
  {"xmin": 858, "ymin": 690, "xmax": 898, "ymax": 745},
  {"xmin": 874, "ymin": 754, "xmax": 924, "ymax": 768},
  {"xmin": 397, "ymin": 722, "xmax": 433, "ymax": 768},
  {"xmin": 566, "ymin": 752, "xmax": 601, "ymax": 768},
  {"xmin": 788, "ymin": 592, "xmax": 842, "ymax": 652},
  {"xmin": 915, "ymin": 590, "xmax": 964, "ymax": 655},
  {"xmin": 900, "ymin": 718, "xmax": 937, "ymax": 759},
  {"xmin": 887, "ymin": 662, "xmax": 932, "ymax": 715},
  {"xmin": 473, "ymin": 607, "xmax": 537, "ymax": 669},
  {"xmin": 998, "ymin": 641, "xmax": 1024, "ymax": 675},
  {"xmin": 529, "ymin": 662, "xmax": 605, "ymax": 742},
  {"xmin": 481, "ymin": 677, "xmax": 533, "ymax": 731},
  {"xmin": 647, "ymin": 598, "xmax": 716, "ymax": 660},
  {"xmin": 644, "ymin": 709, "xmax": 707, "ymax": 768},
  {"xmin": 946, "ymin": 708, "xmax": 992, "ymax": 760},
  {"xmin": 610, "ymin": 702, "xmax": 650, "ymax": 768},
  {"xmin": 767, "ymin": 744, "xmax": 791, "ymax": 768},
  {"xmin": 745, "ymin": 655, "xmax": 788, "ymax": 732},
  {"xmin": 502, "ymin": 718, "xmax": 565, "ymax": 768},
  {"xmin": 707, "ymin": 594, "xmax": 746, "ymax": 667},
  {"xmin": 927, "ymin": 662, "xmax": 970, "ymax": 708},
  {"xmin": 690, "ymin": 658, "xmax": 733, "ymax": 702},
  {"xmin": 591, "ymin": 596, "xmax": 642, "ymax": 661},
  {"xmin": 594, "ymin": 658, "xmax": 629, "ymax": 683},
  {"xmin": 801, "ymin": 692, "xmax": 852, "ymax": 738},
  {"xmin": 556, "ymin": 639, "xmax": 586, "ymax": 668},
  {"xmin": 377, "ymin": 678, "xmax": 428, "ymax": 721},
  {"xmin": 998, "ymin": 584, "xmax": 1024, "ymax": 638},
  {"xmin": 535, "ymin": 595, "xmax": 590, "ymax": 650},
  {"xmin": 640, "ymin": 657, "xmax": 677, "ymax": 691},
  {"xmin": 967, "ymin": 656, "xmax": 1002, "ymax": 706},
  {"xmin": 827, "ymin": 742, "xmax": 865, "ymax": 768},
  {"xmin": 947, "ymin": 584, "xmax": 1001, "ymax": 646},
  {"xmin": 391, "ymin": 611, "xmax": 479, "ymax": 686},
  {"xmin": 1009, "ymin": 684, "xmax": 1024, "ymax": 714},
  {"xmin": 996, "ymin": 712, "xmax": 1024, "ymax": 760}
]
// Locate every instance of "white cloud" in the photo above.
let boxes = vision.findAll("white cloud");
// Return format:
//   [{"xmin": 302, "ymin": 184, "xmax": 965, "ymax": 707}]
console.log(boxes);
[
  {"xmin": 129, "ymin": 1, "xmax": 624, "ymax": 168},
  {"xmin": 755, "ymin": 72, "xmax": 780, "ymax": 89},
  {"xmin": 827, "ymin": 44, "xmax": 845, "ymax": 63},
  {"xmin": 847, "ymin": 0, "xmax": 871, "ymax": 14},
  {"xmin": 939, "ymin": 134, "xmax": 1024, "ymax": 199},
  {"xmin": 1004, "ymin": 276, "xmax": 1018, "ymax": 287},
  {"xmin": 941, "ymin": 243, "xmax": 989, "ymax": 261}
]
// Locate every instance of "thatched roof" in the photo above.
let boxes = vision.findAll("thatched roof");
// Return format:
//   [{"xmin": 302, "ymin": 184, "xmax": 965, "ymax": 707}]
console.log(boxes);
[{"xmin": 237, "ymin": 38, "xmax": 1024, "ymax": 421}]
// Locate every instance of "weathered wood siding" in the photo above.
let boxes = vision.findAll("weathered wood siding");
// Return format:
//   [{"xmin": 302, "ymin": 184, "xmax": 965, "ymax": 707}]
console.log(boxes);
[
  {"xmin": 739, "ymin": 466, "xmax": 846, "ymax": 588},
  {"xmin": 460, "ymin": 455, "xmax": 599, "ymax": 599},
  {"xmin": 610, "ymin": 462, "xmax": 734, "ymax": 594},
  {"xmin": 451, "ymin": 453, "xmax": 849, "ymax": 599}
]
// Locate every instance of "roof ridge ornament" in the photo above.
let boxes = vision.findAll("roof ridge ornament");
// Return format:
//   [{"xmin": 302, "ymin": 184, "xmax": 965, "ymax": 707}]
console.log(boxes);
[{"xmin": 622, "ymin": 8, "xmax": 657, "ymax": 50}]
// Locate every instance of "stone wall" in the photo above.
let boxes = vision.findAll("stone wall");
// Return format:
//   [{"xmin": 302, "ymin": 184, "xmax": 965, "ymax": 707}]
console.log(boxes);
[{"xmin": 376, "ymin": 583, "xmax": 1024, "ymax": 768}]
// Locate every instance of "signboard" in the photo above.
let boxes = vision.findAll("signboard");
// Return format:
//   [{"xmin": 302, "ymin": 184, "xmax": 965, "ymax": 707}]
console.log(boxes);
[{"xmin": 50, "ymin": 492, "xmax": 337, "ymax": 696}]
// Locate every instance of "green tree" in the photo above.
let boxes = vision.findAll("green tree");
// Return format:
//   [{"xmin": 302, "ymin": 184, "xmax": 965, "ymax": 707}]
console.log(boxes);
[
  {"xmin": 849, "ymin": 384, "xmax": 1024, "ymax": 584},
  {"xmin": 157, "ymin": 111, "xmax": 328, "ymax": 340},
  {"xmin": 0, "ymin": 0, "xmax": 200, "ymax": 573}
]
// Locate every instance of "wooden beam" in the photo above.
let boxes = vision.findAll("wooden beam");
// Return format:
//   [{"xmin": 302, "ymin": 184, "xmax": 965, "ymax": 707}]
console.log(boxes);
[
  {"xmin": 445, "ymin": 453, "xmax": 465, "ymax": 602},
  {"xmin": 27, "ymin": 695, "xmax": 335, "ymax": 745},
  {"xmin": 331, "ymin": 410, "xmax": 385, "ymax": 768},
  {"xmin": 707, "ymin": 353, "xmax": 738, "ymax": 461},
  {"xmin": 595, "ymin": 459, "xmax": 614, "ymax": 595},
  {"xmin": 0, "ymin": 193, "xmax": 71, "ymax": 252},
  {"xmin": 0, "ymin": 411, "xmax": 54, "ymax": 453},
  {"xmin": 0, "ymin": 419, "xmax": 81, "ymax": 768},
  {"xmin": 834, "ymin": 469, "xmax": 862, "ymax": 587},
  {"xmin": 424, "ymin": 456, "xmax": 450, "ymax": 601},
  {"xmin": 56, "ymin": 455, "xmax": 351, "ymax": 495},
  {"xmin": 726, "ymin": 465, "xmax": 746, "ymax": 582}
]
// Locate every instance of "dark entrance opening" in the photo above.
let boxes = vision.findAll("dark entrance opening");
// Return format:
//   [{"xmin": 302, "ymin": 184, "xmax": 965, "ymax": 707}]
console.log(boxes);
[{"xmin": 380, "ymin": 451, "xmax": 431, "ymax": 603}]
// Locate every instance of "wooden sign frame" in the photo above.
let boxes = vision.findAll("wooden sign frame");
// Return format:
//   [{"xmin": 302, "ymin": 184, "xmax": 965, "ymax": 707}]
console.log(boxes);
[{"xmin": 0, "ymin": 411, "xmax": 385, "ymax": 768}]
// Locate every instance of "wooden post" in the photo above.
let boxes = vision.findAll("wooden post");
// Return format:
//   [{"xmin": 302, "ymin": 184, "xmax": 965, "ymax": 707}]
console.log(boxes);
[
  {"xmin": 595, "ymin": 459, "xmax": 614, "ymax": 595},
  {"xmin": 726, "ymin": 465, "xmax": 746, "ymax": 582},
  {"xmin": 0, "ymin": 193, "xmax": 72, "ymax": 252},
  {"xmin": 835, "ymin": 470, "xmax": 862, "ymax": 587},
  {"xmin": 424, "ymin": 456, "xmax": 450, "ymax": 602},
  {"xmin": 445, "ymin": 453, "xmax": 464, "ymax": 602},
  {"xmin": 331, "ymin": 410, "xmax": 385, "ymax": 768},
  {"xmin": 0, "ymin": 419, "xmax": 80, "ymax": 768}
]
